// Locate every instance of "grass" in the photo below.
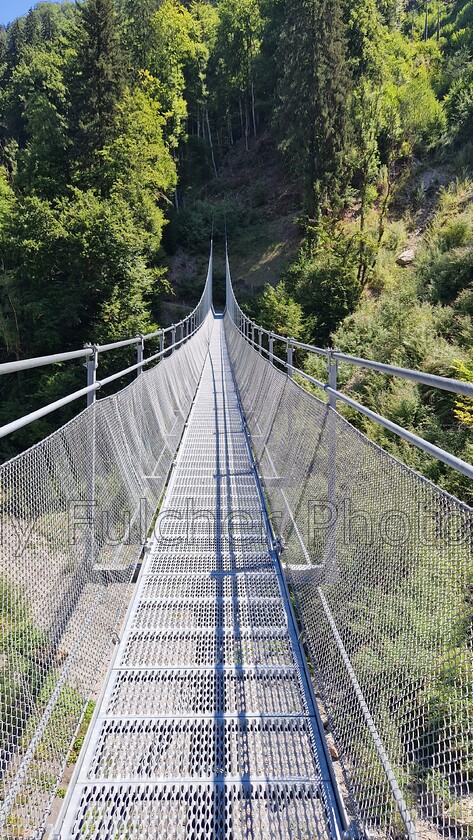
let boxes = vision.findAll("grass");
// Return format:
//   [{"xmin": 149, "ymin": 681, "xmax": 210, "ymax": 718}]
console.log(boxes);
[
  {"xmin": 222, "ymin": 215, "xmax": 300, "ymax": 296},
  {"xmin": 68, "ymin": 700, "xmax": 95, "ymax": 765}
]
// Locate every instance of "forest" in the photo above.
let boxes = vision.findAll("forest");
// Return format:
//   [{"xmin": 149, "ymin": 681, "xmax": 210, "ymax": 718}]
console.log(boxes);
[{"xmin": 0, "ymin": 0, "xmax": 471, "ymax": 501}]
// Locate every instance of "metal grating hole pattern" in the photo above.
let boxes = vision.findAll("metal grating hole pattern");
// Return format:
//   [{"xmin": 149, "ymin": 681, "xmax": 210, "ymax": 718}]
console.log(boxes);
[
  {"xmin": 129, "ymin": 598, "xmax": 288, "ymax": 630},
  {"xmin": 87, "ymin": 717, "xmax": 322, "ymax": 781},
  {"xmin": 117, "ymin": 629, "xmax": 297, "ymax": 669},
  {"xmin": 140, "ymin": 571, "xmax": 282, "ymax": 600},
  {"xmin": 105, "ymin": 668, "xmax": 307, "ymax": 717},
  {"xmin": 146, "ymin": 550, "xmax": 275, "ymax": 574},
  {"xmin": 67, "ymin": 782, "xmax": 329, "ymax": 840},
  {"xmin": 54, "ymin": 318, "xmax": 338, "ymax": 840}
]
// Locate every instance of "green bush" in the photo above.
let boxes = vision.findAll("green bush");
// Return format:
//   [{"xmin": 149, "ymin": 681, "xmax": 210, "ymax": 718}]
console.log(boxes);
[
  {"xmin": 437, "ymin": 217, "xmax": 472, "ymax": 251},
  {"xmin": 286, "ymin": 225, "xmax": 362, "ymax": 346},
  {"xmin": 444, "ymin": 63, "xmax": 473, "ymax": 144},
  {"xmin": 417, "ymin": 246, "xmax": 473, "ymax": 305},
  {"xmin": 256, "ymin": 281, "xmax": 305, "ymax": 339}
]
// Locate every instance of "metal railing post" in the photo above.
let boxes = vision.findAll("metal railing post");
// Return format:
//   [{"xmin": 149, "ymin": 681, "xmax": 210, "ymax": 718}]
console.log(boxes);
[
  {"xmin": 85, "ymin": 345, "xmax": 98, "ymax": 407},
  {"xmin": 269, "ymin": 334, "xmax": 274, "ymax": 365},
  {"xmin": 327, "ymin": 351, "xmax": 338, "ymax": 410},
  {"xmin": 325, "ymin": 349, "xmax": 339, "ymax": 584},
  {"xmin": 171, "ymin": 325, "xmax": 176, "ymax": 353},
  {"xmin": 136, "ymin": 335, "xmax": 144, "ymax": 378},
  {"xmin": 251, "ymin": 323, "xmax": 255, "ymax": 347},
  {"xmin": 287, "ymin": 341, "xmax": 293, "ymax": 379},
  {"xmin": 159, "ymin": 329, "xmax": 164, "ymax": 356},
  {"xmin": 258, "ymin": 328, "xmax": 263, "ymax": 355}
]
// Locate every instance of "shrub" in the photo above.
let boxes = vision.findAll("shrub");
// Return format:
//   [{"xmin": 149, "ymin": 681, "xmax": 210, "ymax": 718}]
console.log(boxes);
[
  {"xmin": 286, "ymin": 225, "xmax": 362, "ymax": 346},
  {"xmin": 417, "ymin": 246, "xmax": 473, "ymax": 305},
  {"xmin": 437, "ymin": 217, "xmax": 472, "ymax": 251},
  {"xmin": 257, "ymin": 281, "xmax": 305, "ymax": 339}
]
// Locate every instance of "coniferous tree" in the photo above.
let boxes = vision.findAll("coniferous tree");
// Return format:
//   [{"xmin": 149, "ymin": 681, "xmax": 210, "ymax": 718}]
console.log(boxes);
[
  {"xmin": 69, "ymin": 0, "xmax": 125, "ymax": 193},
  {"xmin": 275, "ymin": 0, "xmax": 351, "ymax": 222},
  {"xmin": 5, "ymin": 18, "xmax": 26, "ymax": 76},
  {"xmin": 23, "ymin": 9, "xmax": 41, "ymax": 47},
  {"xmin": 118, "ymin": 0, "xmax": 161, "ymax": 72}
]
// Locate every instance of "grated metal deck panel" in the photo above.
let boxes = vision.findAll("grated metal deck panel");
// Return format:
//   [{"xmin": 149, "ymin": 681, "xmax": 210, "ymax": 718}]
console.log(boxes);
[{"xmin": 55, "ymin": 317, "xmax": 343, "ymax": 839}]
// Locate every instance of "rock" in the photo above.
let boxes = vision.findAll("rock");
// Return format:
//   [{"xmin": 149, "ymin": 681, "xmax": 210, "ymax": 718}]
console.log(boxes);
[
  {"xmin": 326, "ymin": 733, "xmax": 340, "ymax": 760},
  {"xmin": 396, "ymin": 248, "xmax": 415, "ymax": 266}
]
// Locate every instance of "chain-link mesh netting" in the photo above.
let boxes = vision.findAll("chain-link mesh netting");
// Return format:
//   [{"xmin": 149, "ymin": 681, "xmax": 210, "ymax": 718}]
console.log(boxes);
[
  {"xmin": 225, "ymin": 313, "xmax": 473, "ymax": 840},
  {"xmin": 0, "ymin": 313, "xmax": 212, "ymax": 839}
]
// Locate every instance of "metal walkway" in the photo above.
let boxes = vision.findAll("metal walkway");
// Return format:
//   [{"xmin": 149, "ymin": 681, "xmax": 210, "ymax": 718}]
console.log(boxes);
[{"xmin": 55, "ymin": 316, "xmax": 343, "ymax": 839}]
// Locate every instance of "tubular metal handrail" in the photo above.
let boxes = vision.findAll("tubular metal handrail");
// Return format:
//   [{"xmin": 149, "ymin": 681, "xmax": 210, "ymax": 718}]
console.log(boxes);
[
  {"xmin": 0, "ymin": 242, "xmax": 213, "ymax": 440},
  {"xmin": 225, "ymin": 243, "xmax": 472, "ymax": 399},
  {"xmin": 224, "ymin": 242, "xmax": 473, "ymax": 481}
]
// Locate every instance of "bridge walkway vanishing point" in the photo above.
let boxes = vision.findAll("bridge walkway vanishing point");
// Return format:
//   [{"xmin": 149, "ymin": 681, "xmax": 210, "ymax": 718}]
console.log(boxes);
[
  {"xmin": 54, "ymin": 315, "xmax": 346, "ymax": 839},
  {"xmin": 1, "ymin": 243, "xmax": 472, "ymax": 840}
]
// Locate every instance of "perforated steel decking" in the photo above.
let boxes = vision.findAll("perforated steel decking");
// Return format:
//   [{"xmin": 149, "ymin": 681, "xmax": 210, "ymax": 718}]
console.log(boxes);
[{"xmin": 55, "ymin": 317, "xmax": 343, "ymax": 839}]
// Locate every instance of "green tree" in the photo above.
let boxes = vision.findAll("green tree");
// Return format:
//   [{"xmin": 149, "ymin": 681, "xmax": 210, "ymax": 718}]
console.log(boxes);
[
  {"xmin": 68, "ymin": 0, "xmax": 125, "ymax": 194},
  {"xmin": 257, "ymin": 280, "xmax": 305, "ymax": 338},
  {"xmin": 118, "ymin": 0, "xmax": 161, "ymax": 72},
  {"xmin": 275, "ymin": 0, "xmax": 351, "ymax": 221},
  {"xmin": 104, "ymin": 73, "xmax": 177, "ymax": 249},
  {"xmin": 211, "ymin": 0, "xmax": 263, "ymax": 150},
  {"xmin": 286, "ymin": 224, "xmax": 362, "ymax": 345},
  {"xmin": 149, "ymin": 0, "xmax": 201, "ymax": 149},
  {"xmin": 0, "ymin": 189, "xmax": 164, "ymax": 359},
  {"xmin": 5, "ymin": 47, "xmax": 70, "ymax": 197}
]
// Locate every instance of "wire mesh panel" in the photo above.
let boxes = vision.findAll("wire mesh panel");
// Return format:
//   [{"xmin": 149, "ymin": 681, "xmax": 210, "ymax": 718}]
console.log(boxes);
[
  {"xmin": 225, "ymin": 313, "xmax": 473, "ymax": 840},
  {"xmin": 0, "ymin": 313, "xmax": 212, "ymax": 839}
]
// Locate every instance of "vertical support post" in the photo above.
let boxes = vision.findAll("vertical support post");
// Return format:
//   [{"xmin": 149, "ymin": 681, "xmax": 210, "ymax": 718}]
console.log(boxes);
[
  {"xmin": 136, "ymin": 335, "xmax": 144, "ymax": 378},
  {"xmin": 180, "ymin": 321, "xmax": 184, "ymax": 343},
  {"xmin": 251, "ymin": 323, "xmax": 255, "ymax": 348},
  {"xmin": 258, "ymin": 328, "xmax": 263, "ymax": 355},
  {"xmin": 84, "ymin": 345, "xmax": 98, "ymax": 575},
  {"xmin": 159, "ymin": 329, "xmax": 164, "ymax": 356},
  {"xmin": 325, "ymin": 349, "xmax": 339, "ymax": 584},
  {"xmin": 171, "ymin": 325, "xmax": 176, "ymax": 353},
  {"xmin": 269, "ymin": 334, "xmax": 274, "ymax": 365},
  {"xmin": 327, "ymin": 350, "xmax": 338, "ymax": 409},
  {"xmin": 85, "ymin": 345, "xmax": 98, "ymax": 407},
  {"xmin": 287, "ymin": 340, "xmax": 293, "ymax": 379}
]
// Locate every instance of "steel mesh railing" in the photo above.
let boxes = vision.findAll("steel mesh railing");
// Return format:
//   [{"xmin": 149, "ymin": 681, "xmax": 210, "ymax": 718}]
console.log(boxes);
[
  {"xmin": 0, "ymin": 304, "xmax": 213, "ymax": 835},
  {"xmin": 224, "ymin": 310, "xmax": 473, "ymax": 837}
]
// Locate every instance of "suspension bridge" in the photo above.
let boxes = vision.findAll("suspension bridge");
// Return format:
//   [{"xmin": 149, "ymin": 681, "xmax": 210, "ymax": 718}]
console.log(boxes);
[{"xmin": 0, "ymin": 243, "xmax": 472, "ymax": 839}]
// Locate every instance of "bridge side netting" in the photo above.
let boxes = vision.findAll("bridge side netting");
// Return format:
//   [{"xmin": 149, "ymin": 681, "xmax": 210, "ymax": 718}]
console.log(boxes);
[
  {"xmin": 225, "ymin": 313, "xmax": 473, "ymax": 840},
  {"xmin": 0, "ymin": 314, "xmax": 212, "ymax": 839}
]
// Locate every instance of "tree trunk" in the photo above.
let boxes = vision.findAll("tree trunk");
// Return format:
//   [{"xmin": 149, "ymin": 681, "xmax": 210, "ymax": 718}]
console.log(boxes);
[
  {"xmin": 251, "ymin": 80, "xmax": 257, "ymax": 137},
  {"xmin": 244, "ymin": 100, "xmax": 249, "ymax": 151},
  {"xmin": 206, "ymin": 108, "xmax": 218, "ymax": 177}
]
